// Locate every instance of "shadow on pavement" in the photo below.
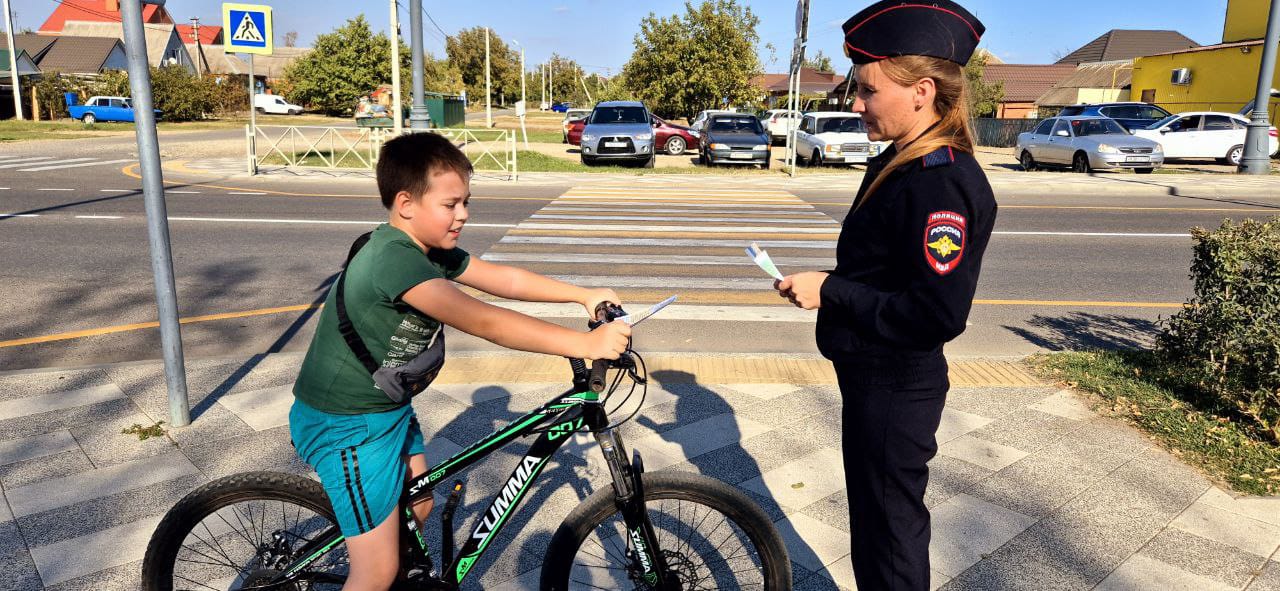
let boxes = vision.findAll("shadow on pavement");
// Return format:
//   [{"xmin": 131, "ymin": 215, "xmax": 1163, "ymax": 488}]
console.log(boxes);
[{"xmin": 1003, "ymin": 311, "xmax": 1163, "ymax": 351}]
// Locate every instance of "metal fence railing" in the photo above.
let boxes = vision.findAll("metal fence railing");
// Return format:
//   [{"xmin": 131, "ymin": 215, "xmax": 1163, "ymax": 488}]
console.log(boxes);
[
  {"xmin": 247, "ymin": 125, "xmax": 517, "ymax": 180},
  {"xmin": 972, "ymin": 118, "xmax": 1041, "ymax": 148}
]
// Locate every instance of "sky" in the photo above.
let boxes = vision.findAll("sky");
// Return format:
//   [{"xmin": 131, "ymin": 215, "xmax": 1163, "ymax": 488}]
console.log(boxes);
[{"xmin": 8, "ymin": 0, "xmax": 1234, "ymax": 74}]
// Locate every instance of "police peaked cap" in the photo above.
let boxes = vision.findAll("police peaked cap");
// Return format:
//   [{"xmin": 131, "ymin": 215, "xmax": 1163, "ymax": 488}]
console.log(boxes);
[{"xmin": 842, "ymin": 1, "xmax": 986, "ymax": 66}]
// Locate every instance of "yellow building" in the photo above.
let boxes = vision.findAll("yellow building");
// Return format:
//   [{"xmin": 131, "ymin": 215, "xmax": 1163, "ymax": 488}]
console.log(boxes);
[{"xmin": 1132, "ymin": 0, "xmax": 1279, "ymax": 124}]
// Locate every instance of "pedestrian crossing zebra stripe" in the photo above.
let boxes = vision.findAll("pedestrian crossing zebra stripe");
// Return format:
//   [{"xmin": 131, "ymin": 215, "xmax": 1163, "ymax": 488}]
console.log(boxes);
[
  {"xmin": 19, "ymin": 159, "xmax": 137, "ymax": 172},
  {"xmin": 498, "ymin": 236, "xmax": 838, "ymax": 248},
  {"xmin": 514, "ymin": 223, "xmax": 839, "ymax": 234},
  {"xmin": 481, "ymin": 252, "xmax": 837, "ymax": 267},
  {"xmin": 529, "ymin": 214, "xmax": 839, "ymax": 225},
  {"xmin": 0, "ymin": 157, "xmax": 96, "ymax": 170},
  {"xmin": 0, "ymin": 156, "xmax": 55, "ymax": 164}
]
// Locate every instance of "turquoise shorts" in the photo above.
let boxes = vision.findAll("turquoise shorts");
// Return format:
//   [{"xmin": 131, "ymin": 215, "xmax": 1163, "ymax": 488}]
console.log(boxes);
[{"xmin": 289, "ymin": 399, "xmax": 426, "ymax": 537}]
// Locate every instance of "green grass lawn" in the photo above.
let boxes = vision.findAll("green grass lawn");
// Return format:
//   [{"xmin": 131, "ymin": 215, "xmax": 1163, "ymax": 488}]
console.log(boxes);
[{"xmin": 1032, "ymin": 351, "xmax": 1280, "ymax": 495}]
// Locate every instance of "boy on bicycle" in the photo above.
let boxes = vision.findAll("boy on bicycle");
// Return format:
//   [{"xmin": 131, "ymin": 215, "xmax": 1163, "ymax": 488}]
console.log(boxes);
[{"xmin": 289, "ymin": 132, "xmax": 631, "ymax": 590}]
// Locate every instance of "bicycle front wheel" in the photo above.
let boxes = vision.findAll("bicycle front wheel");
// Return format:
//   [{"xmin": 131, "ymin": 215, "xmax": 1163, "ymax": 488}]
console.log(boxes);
[
  {"xmin": 541, "ymin": 471, "xmax": 792, "ymax": 590},
  {"xmin": 141, "ymin": 471, "xmax": 349, "ymax": 591}
]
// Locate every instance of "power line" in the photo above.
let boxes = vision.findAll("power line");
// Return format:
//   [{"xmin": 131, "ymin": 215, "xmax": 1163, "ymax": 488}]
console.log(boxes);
[{"xmin": 421, "ymin": 5, "xmax": 449, "ymax": 41}]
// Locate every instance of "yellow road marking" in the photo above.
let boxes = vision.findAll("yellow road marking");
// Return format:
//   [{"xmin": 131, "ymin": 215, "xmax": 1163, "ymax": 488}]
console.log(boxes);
[{"xmin": 2, "ymin": 297, "xmax": 1185, "ymax": 349}]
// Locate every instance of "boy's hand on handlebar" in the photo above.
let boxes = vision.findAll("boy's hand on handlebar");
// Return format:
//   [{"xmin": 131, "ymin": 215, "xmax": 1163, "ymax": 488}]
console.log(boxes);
[
  {"xmin": 581, "ymin": 288, "xmax": 622, "ymax": 321},
  {"xmin": 582, "ymin": 321, "xmax": 631, "ymax": 361}
]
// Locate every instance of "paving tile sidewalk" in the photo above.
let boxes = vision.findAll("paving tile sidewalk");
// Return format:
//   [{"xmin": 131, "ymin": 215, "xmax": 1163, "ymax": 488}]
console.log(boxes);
[{"xmin": 0, "ymin": 353, "xmax": 1277, "ymax": 590}]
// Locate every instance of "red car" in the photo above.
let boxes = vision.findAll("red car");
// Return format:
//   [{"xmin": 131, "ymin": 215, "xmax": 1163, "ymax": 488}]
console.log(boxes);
[
  {"xmin": 567, "ymin": 118, "xmax": 586, "ymax": 146},
  {"xmin": 650, "ymin": 116, "xmax": 699, "ymax": 156}
]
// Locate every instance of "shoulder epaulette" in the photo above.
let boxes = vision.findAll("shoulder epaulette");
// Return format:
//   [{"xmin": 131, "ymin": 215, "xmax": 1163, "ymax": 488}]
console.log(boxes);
[{"xmin": 921, "ymin": 146, "xmax": 956, "ymax": 169}]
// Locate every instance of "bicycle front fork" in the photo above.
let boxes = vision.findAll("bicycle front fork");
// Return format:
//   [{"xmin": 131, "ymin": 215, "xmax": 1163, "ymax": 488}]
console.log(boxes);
[{"xmin": 595, "ymin": 430, "xmax": 677, "ymax": 589}]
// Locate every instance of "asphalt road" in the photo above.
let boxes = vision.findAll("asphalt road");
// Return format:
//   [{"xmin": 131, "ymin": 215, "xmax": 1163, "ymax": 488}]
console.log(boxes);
[{"xmin": 2, "ymin": 143, "xmax": 1278, "ymax": 371}]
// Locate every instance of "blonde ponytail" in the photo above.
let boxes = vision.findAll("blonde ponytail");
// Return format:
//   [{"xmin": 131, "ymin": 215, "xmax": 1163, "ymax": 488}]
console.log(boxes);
[{"xmin": 858, "ymin": 56, "xmax": 975, "ymax": 207}]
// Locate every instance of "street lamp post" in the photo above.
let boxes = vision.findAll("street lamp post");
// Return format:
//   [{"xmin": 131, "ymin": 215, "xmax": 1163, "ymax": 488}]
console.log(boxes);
[
  {"xmin": 1242, "ymin": 0, "xmax": 1280, "ymax": 174},
  {"xmin": 3, "ymin": 0, "xmax": 23, "ymax": 120}
]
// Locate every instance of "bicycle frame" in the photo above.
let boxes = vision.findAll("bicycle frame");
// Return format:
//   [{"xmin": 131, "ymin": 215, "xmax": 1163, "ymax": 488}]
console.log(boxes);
[{"xmin": 267, "ymin": 358, "xmax": 673, "ymax": 589}]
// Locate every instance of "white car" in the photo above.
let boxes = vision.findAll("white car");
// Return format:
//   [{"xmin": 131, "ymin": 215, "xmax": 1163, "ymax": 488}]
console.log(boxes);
[
  {"xmin": 795, "ymin": 112, "xmax": 890, "ymax": 166},
  {"xmin": 689, "ymin": 109, "xmax": 737, "ymax": 132},
  {"xmin": 1131, "ymin": 112, "xmax": 1278, "ymax": 166},
  {"xmin": 761, "ymin": 109, "xmax": 801, "ymax": 143},
  {"xmin": 254, "ymin": 94, "xmax": 302, "ymax": 115}
]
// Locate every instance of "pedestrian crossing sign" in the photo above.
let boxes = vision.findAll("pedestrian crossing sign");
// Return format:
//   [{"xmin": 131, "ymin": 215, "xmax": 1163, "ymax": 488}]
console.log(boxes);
[{"xmin": 222, "ymin": 3, "xmax": 273, "ymax": 55}]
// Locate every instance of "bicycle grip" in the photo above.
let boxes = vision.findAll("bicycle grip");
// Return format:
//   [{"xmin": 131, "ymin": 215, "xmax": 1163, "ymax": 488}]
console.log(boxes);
[{"xmin": 588, "ymin": 359, "xmax": 609, "ymax": 393}]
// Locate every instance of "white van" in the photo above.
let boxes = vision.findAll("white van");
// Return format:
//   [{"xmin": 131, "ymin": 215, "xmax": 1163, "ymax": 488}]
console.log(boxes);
[{"xmin": 254, "ymin": 94, "xmax": 303, "ymax": 115}]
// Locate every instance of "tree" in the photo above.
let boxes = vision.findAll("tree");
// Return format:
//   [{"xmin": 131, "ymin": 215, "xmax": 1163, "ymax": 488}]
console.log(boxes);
[
  {"xmin": 445, "ymin": 27, "xmax": 520, "ymax": 105},
  {"xmin": 283, "ymin": 16, "xmax": 395, "ymax": 115},
  {"xmin": 622, "ymin": 0, "xmax": 762, "ymax": 120},
  {"xmin": 964, "ymin": 50, "xmax": 1004, "ymax": 118},
  {"xmin": 802, "ymin": 49, "xmax": 832, "ymax": 73},
  {"xmin": 545, "ymin": 54, "xmax": 589, "ymax": 105}
]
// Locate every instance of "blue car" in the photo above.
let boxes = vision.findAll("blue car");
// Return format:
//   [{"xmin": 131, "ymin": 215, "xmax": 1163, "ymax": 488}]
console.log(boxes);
[
  {"xmin": 550, "ymin": 102, "xmax": 573, "ymax": 113},
  {"xmin": 1057, "ymin": 102, "xmax": 1171, "ymax": 132},
  {"xmin": 64, "ymin": 93, "xmax": 161, "ymax": 124}
]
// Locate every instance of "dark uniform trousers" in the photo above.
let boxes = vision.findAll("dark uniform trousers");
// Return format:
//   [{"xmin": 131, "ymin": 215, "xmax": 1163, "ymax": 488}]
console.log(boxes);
[
  {"xmin": 817, "ymin": 143, "xmax": 997, "ymax": 591},
  {"xmin": 836, "ymin": 359, "xmax": 948, "ymax": 591}
]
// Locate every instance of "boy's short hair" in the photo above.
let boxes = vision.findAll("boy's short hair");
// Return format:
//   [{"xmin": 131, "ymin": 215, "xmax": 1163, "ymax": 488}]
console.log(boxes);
[{"xmin": 376, "ymin": 132, "xmax": 474, "ymax": 209}]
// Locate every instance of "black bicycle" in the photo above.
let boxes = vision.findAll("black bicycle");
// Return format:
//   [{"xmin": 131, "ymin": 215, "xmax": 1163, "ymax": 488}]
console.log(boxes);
[{"xmin": 140, "ymin": 301, "xmax": 792, "ymax": 590}]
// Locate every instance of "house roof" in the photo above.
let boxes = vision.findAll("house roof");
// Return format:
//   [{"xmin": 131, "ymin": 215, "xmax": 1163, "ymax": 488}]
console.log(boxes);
[
  {"xmin": 60, "ymin": 20, "xmax": 182, "ymax": 68},
  {"xmin": 752, "ymin": 67, "xmax": 846, "ymax": 95},
  {"xmin": 981, "ymin": 64, "xmax": 1079, "ymax": 103},
  {"xmin": 1144, "ymin": 39, "xmax": 1263, "ymax": 57},
  {"xmin": 38, "ymin": 0, "xmax": 171, "ymax": 35},
  {"xmin": 0, "ymin": 33, "xmax": 57, "ymax": 62},
  {"xmin": 0, "ymin": 49, "xmax": 41, "ymax": 76},
  {"xmin": 185, "ymin": 44, "xmax": 248, "ymax": 75},
  {"xmin": 31, "ymin": 36, "xmax": 124, "ymax": 74},
  {"xmin": 177, "ymin": 24, "xmax": 222, "ymax": 45},
  {"xmin": 1036, "ymin": 61, "xmax": 1135, "ymax": 107},
  {"xmin": 1056, "ymin": 30, "xmax": 1199, "ymax": 65},
  {"xmin": 243, "ymin": 47, "xmax": 313, "ymax": 79}
]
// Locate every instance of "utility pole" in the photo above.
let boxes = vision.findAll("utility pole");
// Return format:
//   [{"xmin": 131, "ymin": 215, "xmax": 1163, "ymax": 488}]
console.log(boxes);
[
  {"xmin": 189, "ymin": 17, "xmax": 202, "ymax": 78},
  {"xmin": 484, "ymin": 27, "xmax": 492, "ymax": 128},
  {"xmin": 121, "ymin": 0, "xmax": 190, "ymax": 427},
  {"xmin": 389, "ymin": 0, "xmax": 402, "ymax": 133},
  {"xmin": 548, "ymin": 58, "xmax": 554, "ymax": 111},
  {"xmin": 540, "ymin": 63, "xmax": 546, "ymax": 109},
  {"xmin": 513, "ymin": 39, "xmax": 528, "ymax": 147},
  {"xmin": 408, "ymin": 0, "xmax": 429, "ymax": 128},
  {"xmin": 1242, "ymin": 0, "xmax": 1280, "ymax": 174},
  {"xmin": 3, "ymin": 0, "xmax": 23, "ymax": 120}
]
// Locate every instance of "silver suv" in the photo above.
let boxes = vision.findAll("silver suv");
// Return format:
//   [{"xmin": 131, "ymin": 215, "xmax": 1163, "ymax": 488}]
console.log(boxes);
[{"xmin": 580, "ymin": 101, "xmax": 656, "ymax": 167}]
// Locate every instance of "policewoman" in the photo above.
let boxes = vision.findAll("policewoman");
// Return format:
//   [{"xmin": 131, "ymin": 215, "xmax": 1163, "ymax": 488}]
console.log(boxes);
[{"xmin": 775, "ymin": 1, "xmax": 997, "ymax": 588}]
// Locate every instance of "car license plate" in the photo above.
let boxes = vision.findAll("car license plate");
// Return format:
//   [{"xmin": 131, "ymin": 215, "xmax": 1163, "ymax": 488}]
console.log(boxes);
[
  {"xmin": 729, "ymin": 152, "xmax": 753, "ymax": 159},
  {"xmin": 604, "ymin": 141, "xmax": 626, "ymax": 148},
  {"xmin": 1125, "ymin": 155, "xmax": 1148, "ymax": 162}
]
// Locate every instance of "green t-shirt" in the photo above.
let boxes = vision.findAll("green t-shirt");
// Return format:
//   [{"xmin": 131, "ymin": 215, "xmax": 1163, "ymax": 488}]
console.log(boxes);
[{"xmin": 294, "ymin": 224, "xmax": 470, "ymax": 414}]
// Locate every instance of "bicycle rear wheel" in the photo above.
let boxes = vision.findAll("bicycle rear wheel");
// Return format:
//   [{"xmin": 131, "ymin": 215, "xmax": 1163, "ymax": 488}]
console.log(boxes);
[
  {"xmin": 141, "ymin": 471, "xmax": 349, "ymax": 591},
  {"xmin": 541, "ymin": 471, "xmax": 792, "ymax": 590}
]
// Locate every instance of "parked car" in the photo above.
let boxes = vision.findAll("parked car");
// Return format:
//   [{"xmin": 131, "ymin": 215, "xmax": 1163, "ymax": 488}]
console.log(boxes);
[
  {"xmin": 1057, "ymin": 102, "xmax": 1172, "ymax": 132},
  {"xmin": 64, "ymin": 93, "xmax": 160, "ymax": 124},
  {"xmin": 1131, "ymin": 112, "xmax": 1279, "ymax": 166},
  {"xmin": 688, "ymin": 109, "xmax": 737, "ymax": 132},
  {"xmin": 550, "ymin": 102, "xmax": 573, "ymax": 113},
  {"xmin": 567, "ymin": 118, "xmax": 585, "ymax": 146},
  {"xmin": 697, "ymin": 113, "xmax": 771, "ymax": 168},
  {"xmin": 1015, "ymin": 116, "xmax": 1164, "ymax": 173},
  {"xmin": 561, "ymin": 108, "xmax": 592, "ymax": 142},
  {"xmin": 761, "ymin": 109, "xmax": 802, "ymax": 143},
  {"xmin": 579, "ymin": 100, "xmax": 656, "ymax": 167},
  {"xmin": 794, "ymin": 112, "xmax": 889, "ymax": 167},
  {"xmin": 254, "ymin": 94, "xmax": 303, "ymax": 115},
  {"xmin": 650, "ymin": 115, "xmax": 700, "ymax": 155}
]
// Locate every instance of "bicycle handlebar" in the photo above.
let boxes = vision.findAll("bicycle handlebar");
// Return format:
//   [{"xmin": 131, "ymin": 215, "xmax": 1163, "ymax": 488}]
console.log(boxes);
[{"xmin": 588, "ymin": 301, "xmax": 628, "ymax": 392}]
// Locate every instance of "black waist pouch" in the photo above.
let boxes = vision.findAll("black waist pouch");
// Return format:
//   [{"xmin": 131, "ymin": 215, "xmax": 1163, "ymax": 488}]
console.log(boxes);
[{"xmin": 334, "ymin": 231, "xmax": 444, "ymax": 404}]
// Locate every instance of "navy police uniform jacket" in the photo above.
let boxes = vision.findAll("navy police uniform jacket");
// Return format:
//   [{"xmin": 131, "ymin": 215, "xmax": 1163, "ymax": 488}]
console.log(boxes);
[{"xmin": 817, "ymin": 144, "xmax": 997, "ymax": 369}]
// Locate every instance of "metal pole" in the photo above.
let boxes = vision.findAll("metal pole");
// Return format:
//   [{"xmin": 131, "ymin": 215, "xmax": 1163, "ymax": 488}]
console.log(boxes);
[
  {"xmin": 518, "ymin": 45, "xmax": 528, "ymax": 148},
  {"xmin": 3, "ymin": 0, "xmax": 23, "ymax": 120},
  {"xmin": 248, "ymin": 53, "xmax": 257, "ymax": 173},
  {"xmin": 389, "ymin": 0, "xmax": 402, "ymax": 134},
  {"xmin": 120, "ymin": 0, "xmax": 190, "ymax": 427},
  {"xmin": 190, "ymin": 17, "xmax": 202, "ymax": 78},
  {"xmin": 548, "ymin": 57, "xmax": 553, "ymax": 112},
  {"xmin": 540, "ymin": 62, "xmax": 545, "ymax": 109},
  {"xmin": 408, "ymin": 0, "xmax": 428, "ymax": 129},
  {"xmin": 484, "ymin": 27, "xmax": 491, "ymax": 128},
  {"xmin": 1242, "ymin": 0, "xmax": 1280, "ymax": 174}
]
